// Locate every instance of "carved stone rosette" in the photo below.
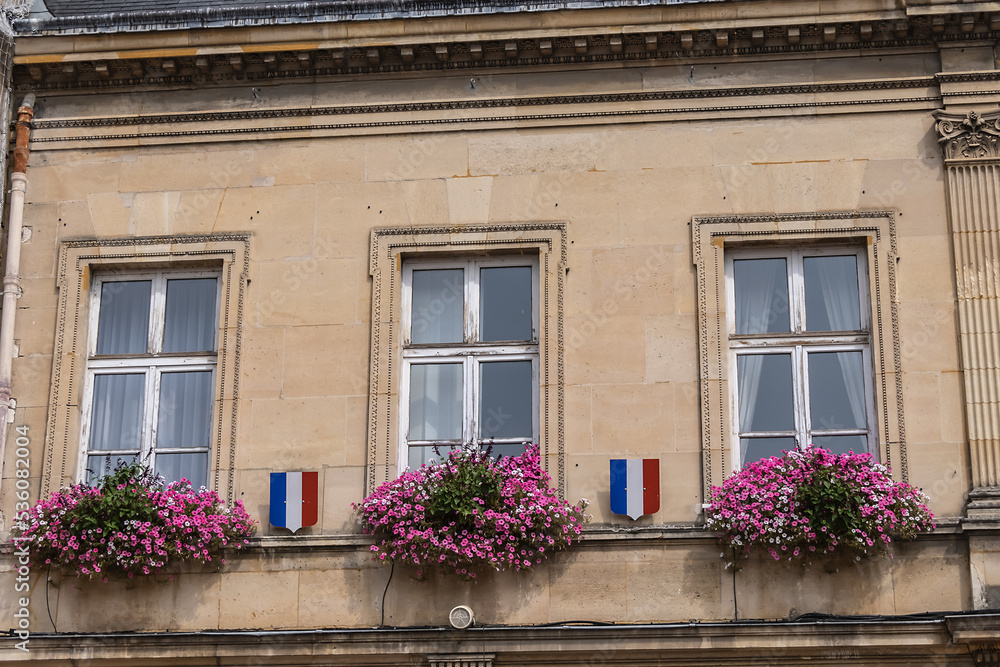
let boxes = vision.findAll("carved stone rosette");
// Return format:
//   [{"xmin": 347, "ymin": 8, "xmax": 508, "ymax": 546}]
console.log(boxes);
[{"xmin": 935, "ymin": 110, "xmax": 1000, "ymax": 513}]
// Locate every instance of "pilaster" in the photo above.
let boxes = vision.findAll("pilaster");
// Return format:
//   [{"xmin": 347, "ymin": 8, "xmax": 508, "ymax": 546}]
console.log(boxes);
[{"xmin": 935, "ymin": 108, "xmax": 1000, "ymax": 528}]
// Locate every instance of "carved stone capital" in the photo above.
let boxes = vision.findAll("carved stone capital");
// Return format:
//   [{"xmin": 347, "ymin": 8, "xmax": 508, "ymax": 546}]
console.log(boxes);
[{"xmin": 934, "ymin": 109, "xmax": 1000, "ymax": 160}]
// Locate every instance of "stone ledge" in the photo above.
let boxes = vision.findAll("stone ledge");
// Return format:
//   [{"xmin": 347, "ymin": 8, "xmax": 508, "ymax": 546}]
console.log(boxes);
[{"xmin": 0, "ymin": 615, "xmax": 975, "ymax": 665}]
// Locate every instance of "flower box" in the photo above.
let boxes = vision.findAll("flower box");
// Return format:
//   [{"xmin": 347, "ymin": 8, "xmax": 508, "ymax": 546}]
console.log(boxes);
[
  {"xmin": 14, "ymin": 461, "xmax": 254, "ymax": 579},
  {"xmin": 705, "ymin": 446, "xmax": 934, "ymax": 566},
  {"xmin": 355, "ymin": 445, "xmax": 589, "ymax": 580}
]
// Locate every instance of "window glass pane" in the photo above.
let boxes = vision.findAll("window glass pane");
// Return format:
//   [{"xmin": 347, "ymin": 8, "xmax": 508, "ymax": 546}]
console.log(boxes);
[
  {"xmin": 155, "ymin": 452, "xmax": 208, "ymax": 488},
  {"xmin": 813, "ymin": 434, "xmax": 868, "ymax": 456},
  {"xmin": 741, "ymin": 437, "xmax": 796, "ymax": 465},
  {"xmin": 804, "ymin": 255, "xmax": 861, "ymax": 331},
  {"xmin": 163, "ymin": 278, "xmax": 218, "ymax": 353},
  {"xmin": 484, "ymin": 442, "xmax": 530, "ymax": 459},
  {"xmin": 157, "ymin": 371, "xmax": 214, "ymax": 449},
  {"xmin": 408, "ymin": 363, "xmax": 463, "ymax": 441},
  {"xmin": 733, "ymin": 258, "xmax": 789, "ymax": 334},
  {"xmin": 808, "ymin": 351, "xmax": 867, "ymax": 430},
  {"xmin": 736, "ymin": 354, "xmax": 794, "ymax": 432},
  {"xmin": 411, "ymin": 269, "xmax": 464, "ymax": 344},
  {"xmin": 89, "ymin": 373, "xmax": 145, "ymax": 451},
  {"xmin": 481, "ymin": 266, "xmax": 532, "ymax": 341},
  {"xmin": 96, "ymin": 281, "xmax": 151, "ymax": 355},
  {"xmin": 86, "ymin": 454, "xmax": 137, "ymax": 486},
  {"xmin": 479, "ymin": 360, "xmax": 533, "ymax": 440},
  {"xmin": 407, "ymin": 445, "xmax": 459, "ymax": 470}
]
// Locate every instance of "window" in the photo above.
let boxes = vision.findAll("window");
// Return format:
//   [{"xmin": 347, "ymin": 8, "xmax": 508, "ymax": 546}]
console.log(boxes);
[
  {"xmin": 82, "ymin": 271, "xmax": 220, "ymax": 487},
  {"xmin": 726, "ymin": 247, "xmax": 875, "ymax": 466},
  {"xmin": 366, "ymin": 224, "xmax": 565, "ymax": 495},
  {"xmin": 400, "ymin": 258, "xmax": 539, "ymax": 470}
]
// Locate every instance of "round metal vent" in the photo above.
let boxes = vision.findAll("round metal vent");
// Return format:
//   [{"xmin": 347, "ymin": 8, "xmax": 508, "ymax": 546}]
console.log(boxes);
[{"xmin": 449, "ymin": 605, "xmax": 475, "ymax": 629}]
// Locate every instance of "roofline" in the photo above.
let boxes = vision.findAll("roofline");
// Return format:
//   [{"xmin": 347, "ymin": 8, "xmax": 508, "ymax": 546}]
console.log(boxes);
[{"xmin": 14, "ymin": 0, "xmax": 723, "ymax": 36}]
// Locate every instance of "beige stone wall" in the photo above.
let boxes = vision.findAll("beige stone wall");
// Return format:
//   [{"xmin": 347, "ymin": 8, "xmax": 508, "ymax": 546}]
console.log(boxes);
[
  {"xmin": 0, "ymin": 32, "xmax": 977, "ymax": 636},
  {"xmin": 2, "ymin": 109, "xmax": 966, "ymax": 523},
  {"xmin": 0, "ymin": 534, "xmax": 972, "ymax": 633}
]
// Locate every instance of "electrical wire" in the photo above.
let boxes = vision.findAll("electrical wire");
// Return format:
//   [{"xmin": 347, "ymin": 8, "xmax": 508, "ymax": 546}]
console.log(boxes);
[
  {"xmin": 45, "ymin": 561, "xmax": 56, "ymax": 633},
  {"xmin": 380, "ymin": 559, "xmax": 394, "ymax": 628},
  {"xmin": 731, "ymin": 548, "xmax": 739, "ymax": 621}
]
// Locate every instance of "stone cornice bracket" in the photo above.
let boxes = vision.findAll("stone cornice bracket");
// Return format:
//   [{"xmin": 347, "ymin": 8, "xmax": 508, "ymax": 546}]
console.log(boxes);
[
  {"xmin": 428, "ymin": 655, "xmax": 494, "ymax": 667},
  {"xmin": 947, "ymin": 614, "xmax": 1000, "ymax": 665},
  {"xmin": 934, "ymin": 109, "xmax": 1000, "ymax": 161}
]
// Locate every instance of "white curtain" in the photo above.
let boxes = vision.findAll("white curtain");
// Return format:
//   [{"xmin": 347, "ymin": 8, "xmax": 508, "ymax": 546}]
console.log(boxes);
[
  {"xmin": 409, "ymin": 363, "xmax": 462, "ymax": 441},
  {"xmin": 90, "ymin": 373, "xmax": 145, "ymax": 450},
  {"xmin": 735, "ymin": 259, "xmax": 785, "ymax": 433},
  {"xmin": 157, "ymin": 371, "xmax": 213, "ymax": 448},
  {"xmin": 96, "ymin": 281, "xmax": 150, "ymax": 355},
  {"xmin": 812, "ymin": 257, "xmax": 866, "ymax": 429},
  {"xmin": 163, "ymin": 278, "xmax": 217, "ymax": 353},
  {"xmin": 737, "ymin": 355, "xmax": 764, "ymax": 433},
  {"xmin": 734, "ymin": 258, "xmax": 784, "ymax": 334},
  {"xmin": 155, "ymin": 452, "xmax": 208, "ymax": 488},
  {"xmin": 411, "ymin": 269, "xmax": 463, "ymax": 344}
]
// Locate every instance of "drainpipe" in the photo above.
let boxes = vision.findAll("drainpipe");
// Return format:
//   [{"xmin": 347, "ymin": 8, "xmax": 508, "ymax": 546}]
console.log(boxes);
[{"xmin": 0, "ymin": 93, "xmax": 35, "ymax": 507}]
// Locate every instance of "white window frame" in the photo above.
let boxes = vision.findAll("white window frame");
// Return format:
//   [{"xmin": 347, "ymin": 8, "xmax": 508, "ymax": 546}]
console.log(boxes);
[
  {"xmin": 79, "ymin": 270, "xmax": 221, "ymax": 484},
  {"xmin": 724, "ymin": 246, "xmax": 876, "ymax": 468},
  {"xmin": 399, "ymin": 256, "xmax": 540, "ymax": 469}
]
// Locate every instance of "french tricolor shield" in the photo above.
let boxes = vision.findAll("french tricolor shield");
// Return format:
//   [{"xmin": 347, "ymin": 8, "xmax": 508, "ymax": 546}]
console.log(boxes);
[
  {"xmin": 269, "ymin": 471, "xmax": 319, "ymax": 533},
  {"xmin": 610, "ymin": 459, "xmax": 660, "ymax": 520}
]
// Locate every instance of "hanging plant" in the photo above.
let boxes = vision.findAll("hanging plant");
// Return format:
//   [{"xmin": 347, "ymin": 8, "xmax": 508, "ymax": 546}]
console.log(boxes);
[
  {"xmin": 354, "ymin": 445, "xmax": 589, "ymax": 580},
  {"xmin": 705, "ymin": 446, "xmax": 934, "ymax": 566},
  {"xmin": 13, "ymin": 460, "xmax": 255, "ymax": 579}
]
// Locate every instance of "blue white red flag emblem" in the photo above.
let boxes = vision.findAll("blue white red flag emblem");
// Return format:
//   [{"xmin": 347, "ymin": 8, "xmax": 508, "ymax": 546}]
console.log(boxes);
[
  {"xmin": 270, "ymin": 471, "xmax": 319, "ymax": 533},
  {"xmin": 609, "ymin": 459, "xmax": 660, "ymax": 520}
]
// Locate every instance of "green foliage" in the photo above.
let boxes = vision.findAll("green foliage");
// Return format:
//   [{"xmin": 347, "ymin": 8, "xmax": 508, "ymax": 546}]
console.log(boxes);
[
  {"xmin": 795, "ymin": 461, "xmax": 858, "ymax": 550},
  {"xmin": 88, "ymin": 460, "xmax": 162, "ymax": 530},
  {"xmin": 424, "ymin": 449, "xmax": 502, "ymax": 530}
]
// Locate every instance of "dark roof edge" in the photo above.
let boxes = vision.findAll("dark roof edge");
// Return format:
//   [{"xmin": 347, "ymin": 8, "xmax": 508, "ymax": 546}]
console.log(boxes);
[{"xmin": 14, "ymin": 0, "xmax": 722, "ymax": 35}]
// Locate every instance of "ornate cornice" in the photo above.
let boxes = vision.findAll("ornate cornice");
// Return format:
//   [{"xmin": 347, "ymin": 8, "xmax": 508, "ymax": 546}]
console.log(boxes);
[
  {"xmin": 11, "ymin": 11, "xmax": 1000, "ymax": 91},
  {"xmin": 934, "ymin": 109, "xmax": 1000, "ymax": 161}
]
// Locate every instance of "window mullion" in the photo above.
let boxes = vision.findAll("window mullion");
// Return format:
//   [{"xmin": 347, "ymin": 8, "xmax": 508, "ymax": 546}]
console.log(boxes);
[
  {"xmin": 531, "ymin": 262, "xmax": 540, "ymax": 343},
  {"xmin": 149, "ymin": 273, "xmax": 167, "ymax": 354},
  {"xmin": 466, "ymin": 260, "xmax": 478, "ymax": 344},
  {"xmin": 863, "ymin": 345, "xmax": 877, "ymax": 453},
  {"xmin": 794, "ymin": 345, "xmax": 809, "ymax": 451},
  {"xmin": 144, "ymin": 366, "xmax": 160, "ymax": 468},
  {"xmin": 401, "ymin": 265, "xmax": 414, "ymax": 346},
  {"xmin": 790, "ymin": 250, "xmax": 807, "ymax": 334},
  {"xmin": 466, "ymin": 356, "xmax": 477, "ymax": 448},
  {"xmin": 532, "ymin": 356, "xmax": 540, "ymax": 443}
]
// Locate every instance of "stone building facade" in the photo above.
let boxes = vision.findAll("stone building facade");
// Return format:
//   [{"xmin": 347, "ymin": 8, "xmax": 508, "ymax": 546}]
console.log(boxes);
[{"xmin": 0, "ymin": 0, "xmax": 999, "ymax": 663}]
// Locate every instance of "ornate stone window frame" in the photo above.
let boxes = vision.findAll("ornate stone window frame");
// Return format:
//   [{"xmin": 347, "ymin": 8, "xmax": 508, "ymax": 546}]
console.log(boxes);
[
  {"xmin": 42, "ymin": 234, "xmax": 250, "ymax": 503},
  {"xmin": 692, "ymin": 211, "xmax": 904, "ymax": 497},
  {"xmin": 367, "ymin": 223, "xmax": 566, "ymax": 496}
]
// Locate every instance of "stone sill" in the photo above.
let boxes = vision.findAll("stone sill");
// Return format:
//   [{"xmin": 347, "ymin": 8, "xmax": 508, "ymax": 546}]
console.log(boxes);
[
  {"xmin": 0, "ymin": 518, "xmax": 966, "ymax": 556},
  {"xmin": 243, "ymin": 519, "xmax": 963, "ymax": 552}
]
